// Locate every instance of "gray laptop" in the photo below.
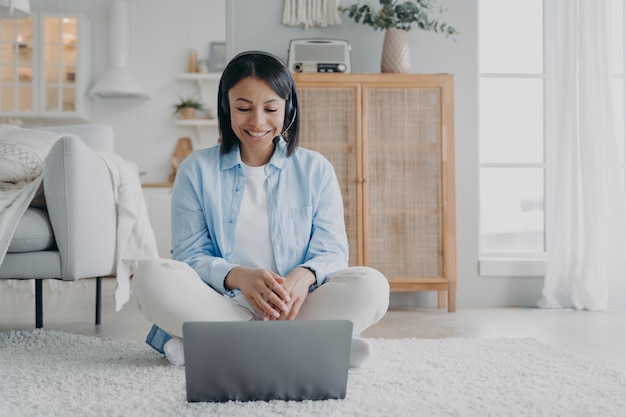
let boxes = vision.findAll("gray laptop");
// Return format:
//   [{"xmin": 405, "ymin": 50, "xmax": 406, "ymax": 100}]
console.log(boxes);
[{"xmin": 182, "ymin": 320, "xmax": 353, "ymax": 402}]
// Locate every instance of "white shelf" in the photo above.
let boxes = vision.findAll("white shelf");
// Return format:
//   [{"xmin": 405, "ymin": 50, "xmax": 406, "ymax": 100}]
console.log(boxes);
[
  {"xmin": 175, "ymin": 73, "xmax": 221, "ymax": 141},
  {"xmin": 176, "ymin": 73, "xmax": 222, "ymax": 90},
  {"xmin": 174, "ymin": 118, "xmax": 219, "ymax": 138},
  {"xmin": 174, "ymin": 119, "xmax": 218, "ymax": 127}
]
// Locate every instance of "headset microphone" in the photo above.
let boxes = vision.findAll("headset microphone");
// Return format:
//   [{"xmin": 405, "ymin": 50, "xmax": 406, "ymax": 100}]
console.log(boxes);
[{"xmin": 273, "ymin": 108, "xmax": 297, "ymax": 146}]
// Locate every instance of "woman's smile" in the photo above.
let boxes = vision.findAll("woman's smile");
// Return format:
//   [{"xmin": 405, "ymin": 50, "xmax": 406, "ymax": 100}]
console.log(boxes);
[{"xmin": 244, "ymin": 129, "xmax": 272, "ymax": 139}]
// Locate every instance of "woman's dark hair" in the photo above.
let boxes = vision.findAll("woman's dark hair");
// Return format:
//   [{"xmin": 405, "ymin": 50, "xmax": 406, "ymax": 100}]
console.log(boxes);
[{"xmin": 217, "ymin": 51, "xmax": 300, "ymax": 156}]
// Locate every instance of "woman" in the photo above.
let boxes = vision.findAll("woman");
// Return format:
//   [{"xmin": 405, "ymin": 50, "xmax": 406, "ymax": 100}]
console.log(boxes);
[{"xmin": 132, "ymin": 51, "xmax": 389, "ymax": 368}]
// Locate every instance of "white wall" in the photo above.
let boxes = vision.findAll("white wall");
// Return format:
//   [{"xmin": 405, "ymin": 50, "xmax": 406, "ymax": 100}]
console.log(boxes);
[
  {"xmin": 28, "ymin": 0, "xmax": 546, "ymax": 308},
  {"xmin": 30, "ymin": 0, "xmax": 226, "ymax": 183}
]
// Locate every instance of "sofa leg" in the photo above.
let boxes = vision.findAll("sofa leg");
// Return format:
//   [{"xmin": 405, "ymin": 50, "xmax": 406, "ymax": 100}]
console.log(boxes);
[
  {"xmin": 35, "ymin": 279, "xmax": 43, "ymax": 329},
  {"xmin": 95, "ymin": 277, "xmax": 102, "ymax": 325}
]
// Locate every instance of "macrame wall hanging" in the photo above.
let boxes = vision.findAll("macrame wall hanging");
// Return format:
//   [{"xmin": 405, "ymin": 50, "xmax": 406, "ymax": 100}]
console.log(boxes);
[{"xmin": 282, "ymin": 0, "xmax": 342, "ymax": 29}]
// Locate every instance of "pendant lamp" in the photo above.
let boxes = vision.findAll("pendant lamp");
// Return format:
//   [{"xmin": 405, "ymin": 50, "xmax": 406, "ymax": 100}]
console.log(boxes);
[{"xmin": 89, "ymin": 0, "xmax": 149, "ymax": 99}]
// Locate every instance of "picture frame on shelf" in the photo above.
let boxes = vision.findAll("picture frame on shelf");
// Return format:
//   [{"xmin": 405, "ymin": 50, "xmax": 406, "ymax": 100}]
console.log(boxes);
[{"xmin": 208, "ymin": 42, "xmax": 226, "ymax": 73}]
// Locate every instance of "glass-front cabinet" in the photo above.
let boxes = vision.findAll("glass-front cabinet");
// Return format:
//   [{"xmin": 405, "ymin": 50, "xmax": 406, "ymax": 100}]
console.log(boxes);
[
  {"xmin": 0, "ymin": 13, "xmax": 90, "ymax": 122},
  {"xmin": 0, "ymin": 16, "xmax": 33, "ymax": 113}
]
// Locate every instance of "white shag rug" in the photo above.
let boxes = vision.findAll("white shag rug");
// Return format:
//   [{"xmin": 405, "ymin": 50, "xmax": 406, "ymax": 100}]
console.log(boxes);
[{"xmin": 1, "ymin": 330, "xmax": 625, "ymax": 417}]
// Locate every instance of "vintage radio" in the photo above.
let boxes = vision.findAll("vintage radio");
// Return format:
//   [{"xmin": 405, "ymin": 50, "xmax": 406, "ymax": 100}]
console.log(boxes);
[{"xmin": 287, "ymin": 39, "xmax": 351, "ymax": 73}]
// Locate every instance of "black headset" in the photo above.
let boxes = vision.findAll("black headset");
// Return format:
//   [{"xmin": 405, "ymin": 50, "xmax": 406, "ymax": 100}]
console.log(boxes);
[{"xmin": 219, "ymin": 50, "xmax": 298, "ymax": 139}]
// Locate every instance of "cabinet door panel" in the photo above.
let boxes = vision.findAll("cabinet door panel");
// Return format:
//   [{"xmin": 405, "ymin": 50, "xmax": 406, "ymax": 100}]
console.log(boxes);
[
  {"xmin": 368, "ymin": 213, "xmax": 442, "ymax": 277},
  {"xmin": 364, "ymin": 86, "xmax": 443, "ymax": 278},
  {"xmin": 296, "ymin": 85, "xmax": 361, "ymax": 265},
  {"xmin": 367, "ymin": 87, "xmax": 441, "ymax": 144}
]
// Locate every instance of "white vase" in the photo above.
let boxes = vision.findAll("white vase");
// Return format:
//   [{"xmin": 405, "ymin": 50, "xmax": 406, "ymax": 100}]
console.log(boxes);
[{"xmin": 381, "ymin": 29, "xmax": 411, "ymax": 73}]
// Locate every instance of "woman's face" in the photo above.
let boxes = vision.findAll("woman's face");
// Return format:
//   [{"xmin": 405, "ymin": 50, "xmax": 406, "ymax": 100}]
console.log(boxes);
[{"xmin": 228, "ymin": 76, "xmax": 286, "ymax": 166}]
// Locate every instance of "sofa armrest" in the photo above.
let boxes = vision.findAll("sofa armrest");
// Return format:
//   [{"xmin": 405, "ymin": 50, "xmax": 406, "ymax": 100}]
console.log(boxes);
[
  {"xmin": 44, "ymin": 135, "xmax": 117, "ymax": 280},
  {"xmin": 36, "ymin": 124, "xmax": 115, "ymax": 153}
]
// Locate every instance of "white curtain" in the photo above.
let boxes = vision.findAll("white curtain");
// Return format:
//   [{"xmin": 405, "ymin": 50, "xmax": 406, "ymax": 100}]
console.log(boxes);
[{"xmin": 539, "ymin": 0, "xmax": 626, "ymax": 310}]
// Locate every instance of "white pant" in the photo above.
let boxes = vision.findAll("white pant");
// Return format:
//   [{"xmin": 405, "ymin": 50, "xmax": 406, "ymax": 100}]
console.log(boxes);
[{"xmin": 132, "ymin": 258, "xmax": 390, "ymax": 339}]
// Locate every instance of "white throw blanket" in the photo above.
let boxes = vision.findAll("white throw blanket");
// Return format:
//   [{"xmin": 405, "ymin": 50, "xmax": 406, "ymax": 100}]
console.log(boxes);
[
  {"xmin": 98, "ymin": 153, "xmax": 158, "ymax": 312},
  {"xmin": 0, "ymin": 177, "xmax": 45, "ymax": 266},
  {"xmin": 0, "ymin": 126, "xmax": 62, "ymax": 266}
]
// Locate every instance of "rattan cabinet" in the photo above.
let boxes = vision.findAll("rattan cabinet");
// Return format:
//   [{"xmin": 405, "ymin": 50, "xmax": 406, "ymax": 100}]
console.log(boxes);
[{"xmin": 293, "ymin": 73, "xmax": 456, "ymax": 311}]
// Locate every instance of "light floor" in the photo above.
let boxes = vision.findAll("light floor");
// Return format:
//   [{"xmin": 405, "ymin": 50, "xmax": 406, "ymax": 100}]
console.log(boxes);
[{"xmin": 2, "ymin": 278, "xmax": 625, "ymax": 373}]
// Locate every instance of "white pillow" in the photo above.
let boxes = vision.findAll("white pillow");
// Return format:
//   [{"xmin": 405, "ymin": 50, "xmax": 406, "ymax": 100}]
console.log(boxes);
[{"xmin": 0, "ymin": 125, "xmax": 61, "ymax": 184}]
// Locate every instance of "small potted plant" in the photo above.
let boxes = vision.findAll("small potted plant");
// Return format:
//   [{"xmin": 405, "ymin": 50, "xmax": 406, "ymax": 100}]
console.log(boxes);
[
  {"xmin": 338, "ymin": 0, "xmax": 458, "ymax": 73},
  {"xmin": 173, "ymin": 96, "xmax": 206, "ymax": 119}
]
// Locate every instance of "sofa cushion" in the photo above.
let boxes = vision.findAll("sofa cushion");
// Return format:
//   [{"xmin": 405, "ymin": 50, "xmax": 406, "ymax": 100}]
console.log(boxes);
[
  {"xmin": 0, "ymin": 125, "xmax": 61, "ymax": 184},
  {"xmin": 7, "ymin": 207, "xmax": 55, "ymax": 253}
]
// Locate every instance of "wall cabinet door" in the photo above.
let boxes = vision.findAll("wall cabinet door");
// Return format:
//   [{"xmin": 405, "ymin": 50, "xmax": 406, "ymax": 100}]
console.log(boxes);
[
  {"xmin": 294, "ymin": 73, "xmax": 456, "ymax": 311},
  {"xmin": 0, "ymin": 13, "xmax": 90, "ymax": 122}
]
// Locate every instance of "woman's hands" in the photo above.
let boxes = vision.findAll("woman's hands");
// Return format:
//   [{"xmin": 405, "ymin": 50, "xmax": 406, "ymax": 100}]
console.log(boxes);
[
  {"xmin": 225, "ymin": 266, "xmax": 291, "ymax": 320},
  {"xmin": 225, "ymin": 266, "xmax": 315, "ymax": 321},
  {"xmin": 274, "ymin": 267, "xmax": 316, "ymax": 320}
]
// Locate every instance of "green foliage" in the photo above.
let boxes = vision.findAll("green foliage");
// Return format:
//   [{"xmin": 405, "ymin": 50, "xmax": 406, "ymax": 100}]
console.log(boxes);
[
  {"xmin": 172, "ymin": 96, "xmax": 206, "ymax": 113},
  {"xmin": 338, "ymin": 0, "xmax": 458, "ymax": 37}
]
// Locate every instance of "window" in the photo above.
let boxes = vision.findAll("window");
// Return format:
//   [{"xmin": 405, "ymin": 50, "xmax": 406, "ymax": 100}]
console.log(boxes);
[{"xmin": 478, "ymin": 0, "xmax": 624, "ymax": 275}]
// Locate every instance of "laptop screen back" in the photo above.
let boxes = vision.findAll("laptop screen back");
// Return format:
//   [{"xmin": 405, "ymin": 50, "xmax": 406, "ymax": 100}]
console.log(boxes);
[{"xmin": 183, "ymin": 320, "xmax": 353, "ymax": 402}]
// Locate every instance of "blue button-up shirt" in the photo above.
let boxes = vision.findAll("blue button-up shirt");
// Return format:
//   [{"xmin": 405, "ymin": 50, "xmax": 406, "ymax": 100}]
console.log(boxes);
[{"xmin": 145, "ymin": 139, "xmax": 349, "ymax": 353}]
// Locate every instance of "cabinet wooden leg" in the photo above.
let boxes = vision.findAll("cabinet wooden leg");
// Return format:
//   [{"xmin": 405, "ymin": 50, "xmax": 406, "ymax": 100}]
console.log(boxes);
[
  {"xmin": 437, "ymin": 291, "xmax": 446, "ymax": 309},
  {"xmin": 448, "ymin": 290, "xmax": 456, "ymax": 312}
]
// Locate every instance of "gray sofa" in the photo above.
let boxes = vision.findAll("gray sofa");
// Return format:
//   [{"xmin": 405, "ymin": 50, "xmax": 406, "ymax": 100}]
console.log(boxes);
[{"xmin": 0, "ymin": 124, "xmax": 119, "ymax": 328}]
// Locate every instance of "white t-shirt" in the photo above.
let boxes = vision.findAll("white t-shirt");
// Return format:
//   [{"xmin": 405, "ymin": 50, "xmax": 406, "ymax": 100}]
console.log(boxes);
[{"xmin": 232, "ymin": 163, "xmax": 277, "ymax": 272}]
